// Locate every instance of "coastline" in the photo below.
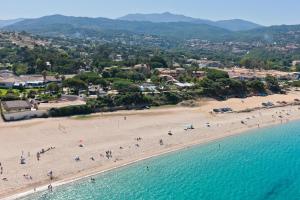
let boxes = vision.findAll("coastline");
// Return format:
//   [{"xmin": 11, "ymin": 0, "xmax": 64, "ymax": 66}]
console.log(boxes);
[
  {"xmin": 1, "ymin": 94, "xmax": 300, "ymax": 200},
  {"xmin": 3, "ymin": 118, "xmax": 294, "ymax": 200}
]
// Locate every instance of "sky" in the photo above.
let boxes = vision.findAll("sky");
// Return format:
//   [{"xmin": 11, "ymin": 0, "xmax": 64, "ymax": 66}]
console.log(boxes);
[{"xmin": 0, "ymin": 0, "xmax": 299, "ymax": 25}]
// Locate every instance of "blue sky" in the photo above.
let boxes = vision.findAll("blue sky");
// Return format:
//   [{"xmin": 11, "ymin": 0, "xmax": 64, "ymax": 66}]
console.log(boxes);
[{"xmin": 0, "ymin": 0, "xmax": 299, "ymax": 25}]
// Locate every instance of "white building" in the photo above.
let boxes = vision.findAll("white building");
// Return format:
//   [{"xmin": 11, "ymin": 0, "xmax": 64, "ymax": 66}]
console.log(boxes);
[{"xmin": 292, "ymin": 60, "xmax": 300, "ymax": 66}]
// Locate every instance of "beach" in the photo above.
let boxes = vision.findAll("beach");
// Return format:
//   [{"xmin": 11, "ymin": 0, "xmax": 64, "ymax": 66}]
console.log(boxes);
[{"xmin": 1, "ymin": 91, "xmax": 300, "ymax": 199}]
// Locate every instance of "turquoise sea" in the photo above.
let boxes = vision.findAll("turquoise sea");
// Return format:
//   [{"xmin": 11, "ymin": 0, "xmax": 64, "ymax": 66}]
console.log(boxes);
[{"xmin": 19, "ymin": 121, "xmax": 300, "ymax": 200}]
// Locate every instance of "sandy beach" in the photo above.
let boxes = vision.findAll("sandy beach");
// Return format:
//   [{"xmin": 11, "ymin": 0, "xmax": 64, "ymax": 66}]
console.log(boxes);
[{"xmin": 1, "ymin": 91, "xmax": 300, "ymax": 199}]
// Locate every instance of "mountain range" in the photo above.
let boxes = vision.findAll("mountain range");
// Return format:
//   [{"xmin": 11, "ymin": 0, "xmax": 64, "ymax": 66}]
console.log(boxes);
[
  {"xmin": 1, "ymin": 13, "xmax": 300, "ymax": 44},
  {"xmin": 119, "ymin": 12, "xmax": 262, "ymax": 31},
  {"xmin": 2, "ymin": 14, "xmax": 233, "ymax": 41}
]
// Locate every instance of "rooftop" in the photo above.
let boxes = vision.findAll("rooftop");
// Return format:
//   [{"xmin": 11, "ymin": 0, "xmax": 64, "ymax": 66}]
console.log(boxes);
[{"xmin": 1, "ymin": 100, "xmax": 32, "ymax": 112}]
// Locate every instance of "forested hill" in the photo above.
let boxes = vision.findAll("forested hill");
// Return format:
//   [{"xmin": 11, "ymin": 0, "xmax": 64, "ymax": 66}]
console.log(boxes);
[
  {"xmin": 119, "ymin": 12, "xmax": 262, "ymax": 31},
  {"xmin": 236, "ymin": 24, "xmax": 300, "ymax": 43},
  {"xmin": 3, "ymin": 15, "xmax": 300, "ymax": 44},
  {"xmin": 2, "ymin": 15, "xmax": 233, "ymax": 41}
]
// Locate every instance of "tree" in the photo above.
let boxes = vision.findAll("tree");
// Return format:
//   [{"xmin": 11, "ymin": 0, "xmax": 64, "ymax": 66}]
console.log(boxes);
[
  {"xmin": 112, "ymin": 80, "xmax": 140, "ymax": 93},
  {"xmin": 27, "ymin": 90, "xmax": 37, "ymax": 99},
  {"xmin": 47, "ymin": 82, "xmax": 60, "ymax": 94},
  {"xmin": 42, "ymin": 70, "xmax": 47, "ymax": 82},
  {"xmin": 265, "ymin": 75, "xmax": 281, "ymax": 93},
  {"xmin": 247, "ymin": 80, "xmax": 266, "ymax": 94},
  {"xmin": 74, "ymin": 72, "xmax": 109, "ymax": 86},
  {"xmin": 114, "ymin": 92, "xmax": 150, "ymax": 106},
  {"xmin": 12, "ymin": 63, "xmax": 28, "ymax": 75},
  {"xmin": 150, "ymin": 56, "xmax": 168, "ymax": 69},
  {"xmin": 55, "ymin": 73, "xmax": 60, "ymax": 80},
  {"xmin": 206, "ymin": 69, "xmax": 229, "ymax": 81},
  {"xmin": 295, "ymin": 64, "xmax": 300, "ymax": 72},
  {"xmin": 63, "ymin": 78, "xmax": 87, "ymax": 94}
]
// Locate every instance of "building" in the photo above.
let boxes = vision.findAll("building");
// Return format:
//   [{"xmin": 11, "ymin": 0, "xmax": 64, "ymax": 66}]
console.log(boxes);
[
  {"xmin": 88, "ymin": 85, "xmax": 107, "ymax": 97},
  {"xmin": 156, "ymin": 68, "xmax": 186, "ymax": 78},
  {"xmin": 226, "ymin": 67, "xmax": 294, "ymax": 81},
  {"xmin": 186, "ymin": 59, "xmax": 222, "ymax": 68},
  {"xmin": 139, "ymin": 83, "xmax": 157, "ymax": 92},
  {"xmin": 1, "ymin": 100, "xmax": 32, "ymax": 113},
  {"xmin": 134, "ymin": 64, "xmax": 149, "ymax": 70},
  {"xmin": 291, "ymin": 72, "xmax": 300, "ymax": 80},
  {"xmin": 174, "ymin": 82, "xmax": 195, "ymax": 88},
  {"xmin": 0, "ymin": 100, "xmax": 47, "ymax": 121},
  {"xmin": 0, "ymin": 70, "xmax": 62, "ymax": 88},
  {"xmin": 0, "ymin": 70, "xmax": 19, "ymax": 88},
  {"xmin": 192, "ymin": 71, "xmax": 206, "ymax": 79},
  {"xmin": 292, "ymin": 60, "xmax": 300, "ymax": 66}
]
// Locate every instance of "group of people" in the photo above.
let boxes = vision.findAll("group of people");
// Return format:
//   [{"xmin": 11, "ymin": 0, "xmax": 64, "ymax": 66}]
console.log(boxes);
[
  {"xmin": 23, "ymin": 174, "xmax": 33, "ymax": 180},
  {"xmin": 36, "ymin": 147, "xmax": 56, "ymax": 161},
  {"xmin": 1, "ymin": 162, "xmax": 8, "ymax": 181},
  {"xmin": 105, "ymin": 151, "xmax": 113, "ymax": 159}
]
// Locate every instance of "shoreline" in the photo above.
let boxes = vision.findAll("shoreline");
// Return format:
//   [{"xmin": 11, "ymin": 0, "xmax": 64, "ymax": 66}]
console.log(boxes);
[
  {"xmin": 2, "ymin": 108, "xmax": 299, "ymax": 200},
  {"xmin": 1, "ymin": 93, "xmax": 300, "ymax": 200}
]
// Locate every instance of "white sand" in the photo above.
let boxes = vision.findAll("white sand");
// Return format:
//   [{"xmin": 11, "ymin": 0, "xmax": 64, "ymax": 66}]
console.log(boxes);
[{"xmin": 0, "ymin": 92, "xmax": 300, "ymax": 199}]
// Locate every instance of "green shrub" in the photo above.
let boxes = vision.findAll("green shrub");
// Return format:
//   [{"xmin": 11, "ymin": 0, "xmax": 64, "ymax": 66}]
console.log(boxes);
[{"xmin": 49, "ymin": 105, "xmax": 93, "ymax": 117}]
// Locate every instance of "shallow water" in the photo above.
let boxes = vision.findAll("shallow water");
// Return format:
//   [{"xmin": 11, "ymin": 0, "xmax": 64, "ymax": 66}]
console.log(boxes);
[{"xmin": 19, "ymin": 121, "xmax": 300, "ymax": 200}]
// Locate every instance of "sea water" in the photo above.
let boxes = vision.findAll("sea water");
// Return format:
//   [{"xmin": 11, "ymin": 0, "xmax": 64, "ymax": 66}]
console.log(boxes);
[{"xmin": 18, "ymin": 121, "xmax": 300, "ymax": 200}]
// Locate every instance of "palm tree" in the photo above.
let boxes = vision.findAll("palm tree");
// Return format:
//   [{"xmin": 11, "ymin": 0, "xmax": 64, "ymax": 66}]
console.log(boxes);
[
  {"xmin": 42, "ymin": 70, "xmax": 47, "ymax": 82},
  {"xmin": 54, "ymin": 73, "xmax": 60, "ymax": 80}
]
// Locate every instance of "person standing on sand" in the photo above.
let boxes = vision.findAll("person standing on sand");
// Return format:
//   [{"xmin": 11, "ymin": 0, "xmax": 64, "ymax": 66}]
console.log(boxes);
[
  {"xmin": 36, "ymin": 152, "xmax": 40, "ymax": 161},
  {"xmin": 47, "ymin": 171, "xmax": 53, "ymax": 180},
  {"xmin": 0, "ymin": 162, "xmax": 3, "ymax": 175}
]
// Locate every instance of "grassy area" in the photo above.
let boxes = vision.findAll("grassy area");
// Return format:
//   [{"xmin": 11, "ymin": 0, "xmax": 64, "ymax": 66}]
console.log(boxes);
[
  {"xmin": 0, "ymin": 89, "xmax": 19, "ymax": 96},
  {"xmin": 0, "ymin": 88, "xmax": 42, "ymax": 96}
]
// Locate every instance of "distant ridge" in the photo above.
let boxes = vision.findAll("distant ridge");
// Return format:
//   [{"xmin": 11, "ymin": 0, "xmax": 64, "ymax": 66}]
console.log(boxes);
[
  {"xmin": 0, "ymin": 18, "xmax": 24, "ymax": 28},
  {"xmin": 119, "ymin": 12, "xmax": 262, "ymax": 31},
  {"xmin": 3, "ymin": 14, "xmax": 233, "ymax": 41},
  {"xmin": 3, "ymin": 14, "xmax": 300, "ymax": 44}
]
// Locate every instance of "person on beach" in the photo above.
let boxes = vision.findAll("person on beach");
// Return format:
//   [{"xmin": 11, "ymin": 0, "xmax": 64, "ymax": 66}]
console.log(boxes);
[
  {"xmin": 159, "ymin": 139, "xmax": 164, "ymax": 146},
  {"xmin": 47, "ymin": 171, "xmax": 53, "ymax": 180},
  {"xmin": 36, "ymin": 152, "xmax": 40, "ymax": 161},
  {"xmin": 0, "ymin": 162, "xmax": 2, "ymax": 175},
  {"xmin": 75, "ymin": 156, "xmax": 80, "ymax": 161},
  {"xmin": 105, "ymin": 151, "xmax": 112, "ymax": 159},
  {"xmin": 48, "ymin": 184, "xmax": 53, "ymax": 192}
]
